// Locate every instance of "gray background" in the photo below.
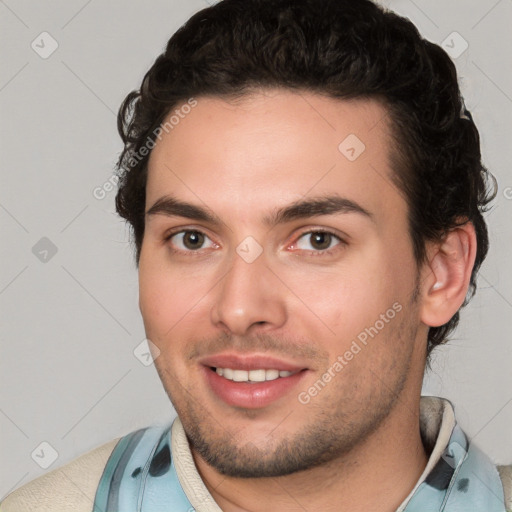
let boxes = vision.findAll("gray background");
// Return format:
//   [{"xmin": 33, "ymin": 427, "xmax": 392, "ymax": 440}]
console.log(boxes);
[{"xmin": 1, "ymin": 0, "xmax": 511, "ymax": 499}]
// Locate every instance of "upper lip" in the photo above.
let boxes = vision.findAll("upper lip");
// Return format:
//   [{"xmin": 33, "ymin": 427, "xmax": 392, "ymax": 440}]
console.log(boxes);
[{"xmin": 199, "ymin": 352, "xmax": 307, "ymax": 372}]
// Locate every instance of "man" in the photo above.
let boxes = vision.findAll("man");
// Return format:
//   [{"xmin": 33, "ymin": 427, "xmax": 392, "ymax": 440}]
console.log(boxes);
[{"xmin": 2, "ymin": 0, "xmax": 510, "ymax": 510}]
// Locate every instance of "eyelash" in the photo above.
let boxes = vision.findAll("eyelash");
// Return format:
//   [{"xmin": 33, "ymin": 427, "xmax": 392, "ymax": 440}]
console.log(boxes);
[
  {"xmin": 289, "ymin": 229, "xmax": 346, "ymax": 256},
  {"xmin": 163, "ymin": 228, "xmax": 346, "ymax": 257},
  {"xmin": 163, "ymin": 229, "xmax": 218, "ymax": 258}
]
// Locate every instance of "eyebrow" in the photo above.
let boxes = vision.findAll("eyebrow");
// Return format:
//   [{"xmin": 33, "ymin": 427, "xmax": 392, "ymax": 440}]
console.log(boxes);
[
  {"xmin": 146, "ymin": 196, "xmax": 221, "ymax": 224},
  {"xmin": 145, "ymin": 194, "xmax": 373, "ymax": 226},
  {"xmin": 264, "ymin": 195, "xmax": 373, "ymax": 226}
]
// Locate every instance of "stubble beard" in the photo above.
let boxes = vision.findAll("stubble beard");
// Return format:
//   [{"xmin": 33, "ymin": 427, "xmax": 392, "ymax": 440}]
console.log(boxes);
[{"xmin": 155, "ymin": 305, "xmax": 419, "ymax": 479}]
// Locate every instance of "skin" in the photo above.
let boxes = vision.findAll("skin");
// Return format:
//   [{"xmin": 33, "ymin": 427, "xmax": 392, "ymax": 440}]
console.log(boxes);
[{"xmin": 138, "ymin": 89, "xmax": 476, "ymax": 512}]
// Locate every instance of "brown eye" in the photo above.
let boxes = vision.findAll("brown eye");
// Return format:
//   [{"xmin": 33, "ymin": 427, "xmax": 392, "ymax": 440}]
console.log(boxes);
[
  {"xmin": 309, "ymin": 232, "xmax": 332, "ymax": 250},
  {"xmin": 182, "ymin": 231, "xmax": 205, "ymax": 250},
  {"xmin": 294, "ymin": 231, "xmax": 342, "ymax": 253},
  {"xmin": 167, "ymin": 230, "xmax": 216, "ymax": 252}
]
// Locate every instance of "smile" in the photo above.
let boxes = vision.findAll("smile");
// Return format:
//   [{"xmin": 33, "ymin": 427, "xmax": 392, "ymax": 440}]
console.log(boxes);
[
  {"xmin": 203, "ymin": 365, "xmax": 308, "ymax": 409},
  {"xmin": 213, "ymin": 367, "xmax": 297, "ymax": 382}
]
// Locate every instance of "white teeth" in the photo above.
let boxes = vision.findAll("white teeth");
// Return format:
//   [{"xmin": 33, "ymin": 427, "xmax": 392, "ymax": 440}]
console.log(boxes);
[
  {"xmin": 232, "ymin": 370, "xmax": 248, "ymax": 382},
  {"xmin": 249, "ymin": 369, "xmax": 266, "ymax": 382},
  {"xmin": 265, "ymin": 369, "xmax": 279, "ymax": 381},
  {"xmin": 214, "ymin": 367, "xmax": 297, "ymax": 382}
]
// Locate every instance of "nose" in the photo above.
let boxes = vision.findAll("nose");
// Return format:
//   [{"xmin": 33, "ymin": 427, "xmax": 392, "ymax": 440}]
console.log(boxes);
[{"xmin": 210, "ymin": 249, "xmax": 287, "ymax": 336}]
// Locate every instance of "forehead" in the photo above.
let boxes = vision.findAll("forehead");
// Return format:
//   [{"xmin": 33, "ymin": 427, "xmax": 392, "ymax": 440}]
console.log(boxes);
[{"xmin": 146, "ymin": 90, "xmax": 405, "ymax": 224}]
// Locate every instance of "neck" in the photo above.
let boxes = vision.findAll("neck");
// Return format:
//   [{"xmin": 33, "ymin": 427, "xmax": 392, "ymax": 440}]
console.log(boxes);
[{"xmin": 192, "ymin": 397, "xmax": 429, "ymax": 512}]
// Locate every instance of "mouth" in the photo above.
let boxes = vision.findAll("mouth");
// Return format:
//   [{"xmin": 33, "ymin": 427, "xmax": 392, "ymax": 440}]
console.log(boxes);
[
  {"xmin": 199, "ymin": 353, "xmax": 309, "ymax": 409},
  {"xmin": 211, "ymin": 367, "xmax": 299, "ymax": 383}
]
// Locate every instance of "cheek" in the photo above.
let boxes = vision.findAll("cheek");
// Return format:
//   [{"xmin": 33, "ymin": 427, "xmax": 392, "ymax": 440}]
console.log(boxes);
[
  {"xmin": 312, "ymin": 259, "xmax": 415, "ymax": 354},
  {"xmin": 301, "ymin": 257, "xmax": 401, "ymax": 332},
  {"xmin": 139, "ymin": 257, "xmax": 189, "ymax": 337}
]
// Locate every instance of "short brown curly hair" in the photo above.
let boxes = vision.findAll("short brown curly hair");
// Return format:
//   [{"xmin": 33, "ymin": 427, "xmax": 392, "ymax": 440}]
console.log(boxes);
[{"xmin": 114, "ymin": 0, "xmax": 496, "ymax": 355}]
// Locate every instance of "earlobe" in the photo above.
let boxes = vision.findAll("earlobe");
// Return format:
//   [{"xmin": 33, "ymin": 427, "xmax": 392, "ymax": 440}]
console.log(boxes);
[{"xmin": 420, "ymin": 222, "xmax": 477, "ymax": 328}]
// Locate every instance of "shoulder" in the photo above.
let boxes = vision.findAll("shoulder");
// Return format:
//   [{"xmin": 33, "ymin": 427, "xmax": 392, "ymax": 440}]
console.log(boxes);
[
  {"xmin": 0, "ymin": 437, "xmax": 120, "ymax": 512},
  {"xmin": 498, "ymin": 465, "xmax": 512, "ymax": 511}
]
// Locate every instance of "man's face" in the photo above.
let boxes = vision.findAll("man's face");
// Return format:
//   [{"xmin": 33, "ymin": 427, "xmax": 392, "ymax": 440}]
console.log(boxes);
[{"xmin": 139, "ymin": 90, "xmax": 426, "ymax": 477}]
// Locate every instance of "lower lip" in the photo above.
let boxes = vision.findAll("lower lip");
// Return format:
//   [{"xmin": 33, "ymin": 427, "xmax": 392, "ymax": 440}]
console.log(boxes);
[{"xmin": 203, "ymin": 366, "xmax": 308, "ymax": 409}]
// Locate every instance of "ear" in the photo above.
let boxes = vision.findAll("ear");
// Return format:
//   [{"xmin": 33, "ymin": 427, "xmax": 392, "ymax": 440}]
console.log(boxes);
[{"xmin": 420, "ymin": 221, "xmax": 477, "ymax": 328}]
